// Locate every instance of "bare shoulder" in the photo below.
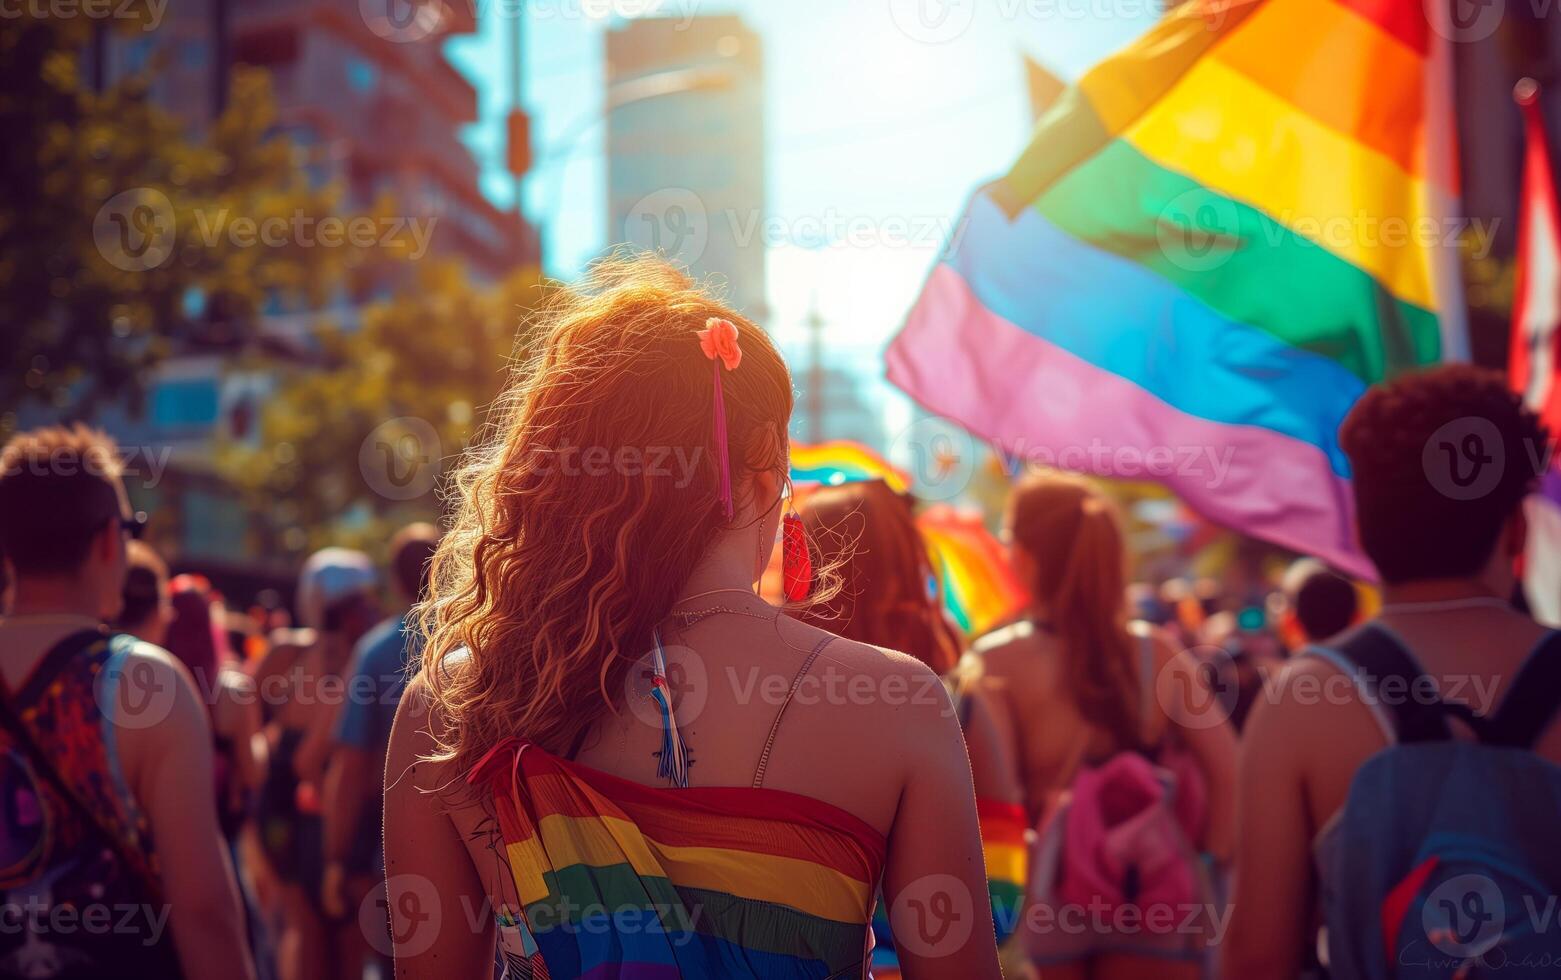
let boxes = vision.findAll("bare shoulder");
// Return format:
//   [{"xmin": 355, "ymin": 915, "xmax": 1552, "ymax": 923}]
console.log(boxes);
[
  {"xmin": 110, "ymin": 640, "xmax": 207, "ymax": 725},
  {"xmin": 805, "ymin": 640, "xmax": 961, "ymax": 781},
  {"xmin": 386, "ymin": 674, "xmax": 437, "ymax": 800},
  {"xmin": 1131, "ymin": 620, "xmax": 1183, "ymax": 666},
  {"xmin": 969, "ymin": 619, "xmax": 1046, "ymax": 676},
  {"xmin": 1242, "ymin": 639, "xmax": 1381, "ymax": 748},
  {"xmin": 777, "ymin": 618, "xmax": 953, "ymax": 724},
  {"xmin": 255, "ymin": 629, "xmax": 312, "ymax": 681},
  {"xmin": 104, "ymin": 642, "xmax": 212, "ymax": 801},
  {"xmin": 385, "ymin": 670, "xmax": 461, "ymax": 799},
  {"xmin": 790, "ymin": 620, "xmax": 945, "ymax": 695},
  {"xmin": 971, "ymin": 619, "xmax": 1039, "ymax": 657},
  {"xmin": 263, "ymin": 627, "xmax": 315, "ymax": 659}
]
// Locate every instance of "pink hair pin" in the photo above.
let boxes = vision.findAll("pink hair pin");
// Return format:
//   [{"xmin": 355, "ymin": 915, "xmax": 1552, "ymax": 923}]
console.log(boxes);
[{"xmin": 697, "ymin": 318, "xmax": 742, "ymax": 519}]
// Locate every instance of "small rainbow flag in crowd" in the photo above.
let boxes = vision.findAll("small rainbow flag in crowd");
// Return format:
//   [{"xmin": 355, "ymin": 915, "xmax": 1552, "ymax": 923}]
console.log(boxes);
[
  {"xmin": 872, "ymin": 797, "xmax": 1028, "ymax": 971},
  {"xmin": 887, "ymin": 0, "xmax": 1464, "ymax": 579},
  {"xmin": 977, "ymin": 798, "xmax": 1029, "ymax": 942},
  {"xmin": 790, "ymin": 440, "xmax": 910, "ymax": 493},
  {"xmin": 917, "ymin": 506, "xmax": 1029, "ymax": 635}
]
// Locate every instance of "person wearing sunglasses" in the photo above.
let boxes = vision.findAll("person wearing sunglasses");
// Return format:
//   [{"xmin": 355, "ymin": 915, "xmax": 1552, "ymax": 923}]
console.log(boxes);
[{"xmin": 0, "ymin": 424, "xmax": 255, "ymax": 980}]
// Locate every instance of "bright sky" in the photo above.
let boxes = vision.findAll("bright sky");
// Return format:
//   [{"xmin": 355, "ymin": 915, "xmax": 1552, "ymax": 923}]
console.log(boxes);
[{"xmin": 447, "ymin": 0, "xmax": 1155, "ymax": 439}]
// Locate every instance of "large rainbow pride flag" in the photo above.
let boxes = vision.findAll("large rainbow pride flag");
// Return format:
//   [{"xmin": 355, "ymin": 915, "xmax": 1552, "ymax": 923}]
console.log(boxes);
[{"xmin": 887, "ymin": 0, "xmax": 1465, "ymax": 578}]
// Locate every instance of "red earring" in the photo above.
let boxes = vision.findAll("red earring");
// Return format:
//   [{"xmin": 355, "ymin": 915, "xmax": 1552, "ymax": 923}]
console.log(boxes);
[{"xmin": 782, "ymin": 510, "xmax": 812, "ymax": 602}]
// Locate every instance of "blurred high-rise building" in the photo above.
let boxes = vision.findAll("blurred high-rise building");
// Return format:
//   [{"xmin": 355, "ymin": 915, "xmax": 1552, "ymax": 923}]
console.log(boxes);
[
  {"xmin": 76, "ymin": 0, "xmax": 541, "ymax": 571},
  {"xmin": 605, "ymin": 15, "xmax": 767, "ymax": 321},
  {"xmin": 225, "ymin": 0, "xmax": 537, "ymax": 283},
  {"xmin": 105, "ymin": 0, "xmax": 537, "ymax": 289}
]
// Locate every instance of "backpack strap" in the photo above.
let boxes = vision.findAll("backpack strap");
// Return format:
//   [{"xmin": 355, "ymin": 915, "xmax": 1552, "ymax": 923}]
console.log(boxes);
[
  {"xmin": 1320, "ymin": 625, "xmax": 1561, "ymax": 748},
  {"xmin": 11, "ymin": 628, "xmax": 103, "ymax": 709},
  {"xmin": 1320, "ymin": 625, "xmax": 1476, "ymax": 744},
  {"xmin": 1479, "ymin": 631, "xmax": 1561, "ymax": 749}
]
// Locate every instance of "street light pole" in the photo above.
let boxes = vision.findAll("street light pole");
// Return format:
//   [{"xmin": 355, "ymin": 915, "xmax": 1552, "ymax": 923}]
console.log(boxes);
[
  {"xmin": 805, "ymin": 299, "xmax": 826, "ymax": 445},
  {"xmin": 512, "ymin": 1, "xmax": 524, "ymax": 198}
]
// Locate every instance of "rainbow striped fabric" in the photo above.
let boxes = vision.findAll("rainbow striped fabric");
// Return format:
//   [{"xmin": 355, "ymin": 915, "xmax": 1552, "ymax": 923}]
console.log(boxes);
[
  {"xmin": 470, "ymin": 740, "xmax": 886, "ymax": 979},
  {"xmin": 871, "ymin": 796, "xmax": 1029, "ymax": 969},
  {"xmin": 978, "ymin": 798, "xmax": 1029, "ymax": 942},
  {"xmin": 887, "ymin": 0, "xmax": 1463, "ymax": 579},
  {"xmin": 916, "ymin": 506, "xmax": 1029, "ymax": 636},
  {"xmin": 790, "ymin": 441, "xmax": 911, "ymax": 494}
]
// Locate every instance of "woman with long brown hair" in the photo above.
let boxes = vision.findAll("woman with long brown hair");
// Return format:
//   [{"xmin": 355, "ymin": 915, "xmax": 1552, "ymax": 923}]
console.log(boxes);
[
  {"xmin": 383, "ymin": 258, "xmax": 1000, "ymax": 979},
  {"xmin": 977, "ymin": 472, "xmax": 1235, "ymax": 980},
  {"xmin": 797, "ymin": 479, "xmax": 1026, "ymax": 972}
]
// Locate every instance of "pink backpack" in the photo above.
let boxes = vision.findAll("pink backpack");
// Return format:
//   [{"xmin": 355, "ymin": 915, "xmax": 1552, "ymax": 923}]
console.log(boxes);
[
  {"xmin": 1020, "ymin": 633, "xmax": 1212, "ymax": 961},
  {"xmin": 1049, "ymin": 751, "xmax": 1203, "ymax": 910}
]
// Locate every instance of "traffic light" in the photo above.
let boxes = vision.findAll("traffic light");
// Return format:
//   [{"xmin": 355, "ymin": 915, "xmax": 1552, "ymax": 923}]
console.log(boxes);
[{"xmin": 506, "ymin": 109, "xmax": 531, "ymax": 178}]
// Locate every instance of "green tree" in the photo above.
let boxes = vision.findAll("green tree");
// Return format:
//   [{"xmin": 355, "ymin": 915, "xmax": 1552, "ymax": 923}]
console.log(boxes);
[
  {"xmin": 218, "ymin": 259, "xmax": 544, "ymax": 560},
  {"xmin": 0, "ymin": 12, "xmax": 345, "ymax": 420}
]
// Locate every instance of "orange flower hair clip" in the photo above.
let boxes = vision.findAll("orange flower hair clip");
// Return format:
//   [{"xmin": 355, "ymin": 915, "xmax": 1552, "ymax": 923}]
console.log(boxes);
[
  {"xmin": 697, "ymin": 318, "xmax": 742, "ymax": 371},
  {"xmin": 697, "ymin": 318, "xmax": 741, "ymax": 520}
]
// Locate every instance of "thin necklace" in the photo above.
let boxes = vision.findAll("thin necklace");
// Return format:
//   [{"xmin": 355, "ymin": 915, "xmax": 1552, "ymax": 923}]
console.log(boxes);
[
  {"xmin": 1379, "ymin": 596, "xmax": 1510, "ymax": 616},
  {"xmin": 668, "ymin": 587, "xmax": 772, "ymax": 628},
  {"xmin": 669, "ymin": 606, "xmax": 777, "ymax": 629},
  {"xmin": 674, "ymin": 587, "xmax": 759, "ymax": 606},
  {"xmin": 668, "ymin": 600, "xmax": 777, "ymax": 630}
]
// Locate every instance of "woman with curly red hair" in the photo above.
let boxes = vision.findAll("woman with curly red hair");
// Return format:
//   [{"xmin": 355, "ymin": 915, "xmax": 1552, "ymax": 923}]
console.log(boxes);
[{"xmin": 384, "ymin": 257, "xmax": 1000, "ymax": 979}]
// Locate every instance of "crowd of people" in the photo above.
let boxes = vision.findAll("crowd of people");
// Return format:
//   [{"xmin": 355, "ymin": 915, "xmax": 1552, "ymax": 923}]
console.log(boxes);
[{"xmin": 2, "ymin": 256, "xmax": 1559, "ymax": 979}]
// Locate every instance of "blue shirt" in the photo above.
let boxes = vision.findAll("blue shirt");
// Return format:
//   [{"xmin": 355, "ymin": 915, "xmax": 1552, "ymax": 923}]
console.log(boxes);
[{"xmin": 335, "ymin": 613, "xmax": 422, "ymax": 753}]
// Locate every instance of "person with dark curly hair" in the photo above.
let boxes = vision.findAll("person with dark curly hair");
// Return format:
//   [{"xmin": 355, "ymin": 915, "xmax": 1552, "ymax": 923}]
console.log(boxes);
[{"xmin": 1224, "ymin": 365, "xmax": 1558, "ymax": 978}]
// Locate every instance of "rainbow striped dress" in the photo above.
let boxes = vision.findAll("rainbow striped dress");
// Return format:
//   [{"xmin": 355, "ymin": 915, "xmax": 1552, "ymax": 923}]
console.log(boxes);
[{"xmin": 470, "ymin": 739, "xmax": 887, "ymax": 979}]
